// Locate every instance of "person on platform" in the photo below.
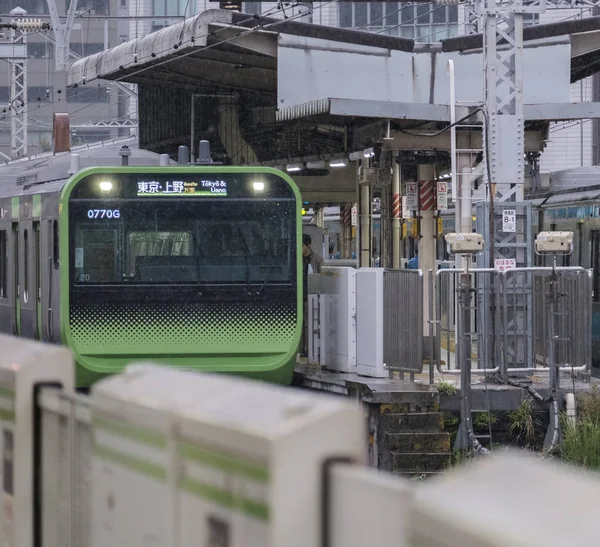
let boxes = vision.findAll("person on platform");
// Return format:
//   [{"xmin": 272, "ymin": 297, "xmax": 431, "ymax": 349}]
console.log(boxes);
[
  {"xmin": 300, "ymin": 234, "xmax": 324, "ymax": 357},
  {"xmin": 407, "ymin": 250, "xmax": 419, "ymax": 269}
]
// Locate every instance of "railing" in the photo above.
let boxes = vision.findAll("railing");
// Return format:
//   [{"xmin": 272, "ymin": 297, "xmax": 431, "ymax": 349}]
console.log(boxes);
[{"xmin": 430, "ymin": 267, "xmax": 592, "ymax": 384}]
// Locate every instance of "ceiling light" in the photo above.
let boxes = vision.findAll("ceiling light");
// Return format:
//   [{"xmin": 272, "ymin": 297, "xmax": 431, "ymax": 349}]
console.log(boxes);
[{"xmin": 329, "ymin": 159, "xmax": 348, "ymax": 168}]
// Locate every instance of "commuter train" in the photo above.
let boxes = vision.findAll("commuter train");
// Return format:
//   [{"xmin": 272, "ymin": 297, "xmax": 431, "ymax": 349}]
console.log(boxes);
[{"xmin": 0, "ymin": 143, "xmax": 302, "ymax": 388}]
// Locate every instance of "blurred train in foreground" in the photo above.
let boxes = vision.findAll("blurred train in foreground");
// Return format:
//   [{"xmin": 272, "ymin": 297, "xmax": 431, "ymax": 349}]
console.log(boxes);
[{"xmin": 0, "ymin": 140, "xmax": 302, "ymax": 388}]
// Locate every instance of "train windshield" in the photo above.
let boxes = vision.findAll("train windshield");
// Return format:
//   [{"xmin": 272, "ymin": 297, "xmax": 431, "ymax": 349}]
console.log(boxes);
[{"xmin": 67, "ymin": 171, "xmax": 297, "ymax": 288}]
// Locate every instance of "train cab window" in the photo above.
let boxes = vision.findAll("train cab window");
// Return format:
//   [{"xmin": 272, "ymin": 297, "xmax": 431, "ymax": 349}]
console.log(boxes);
[
  {"xmin": 23, "ymin": 229, "xmax": 28, "ymax": 303},
  {"xmin": 0, "ymin": 231, "xmax": 6, "ymax": 299},
  {"xmin": 75, "ymin": 229, "xmax": 119, "ymax": 283},
  {"xmin": 52, "ymin": 220, "xmax": 59, "ymax": 269},
  {"xmin": 127, "ymin": 232, "xmax": 191, "ymax": 277}
]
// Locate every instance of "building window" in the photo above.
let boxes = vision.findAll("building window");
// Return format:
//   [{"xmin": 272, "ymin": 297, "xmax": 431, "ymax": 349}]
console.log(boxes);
[
  {"xmin": 28, "ymin": 43, "xmax": 53, "ymax": 59},
  {"xmin": 152, "ymin": 0, "xmax": 190, "ymax": 17},
  {"xmin": 0, "ymin": 88, "xmax": 9, "ymax": 103},
  {"xmin": 66, "ymin": 86, "xmax": 109, "ymax": 103},
  {"xmin": 339, "ymin": 2, "xmax": 458, "ymax": 41},
  {"xmin": 27, "ymin": 87, "xmax": 52, "ymax": 102},
  {"xmin": 68, "ymin": 0, "xmax": 108, "ymax": 15},
  {"xmin": 69, "ymin": 43, "xmax": 104, "ymax": 57},
  {"xmin": 244, "ymin": 2, "xmax": 261, "ymax": 14},
  {"xmin": 6, "ymin": 0, "xmax": 48, "ymax": 14},
  {"xmin": 120, "ymin": 0, "xmax": 127, "ymax": 6}
]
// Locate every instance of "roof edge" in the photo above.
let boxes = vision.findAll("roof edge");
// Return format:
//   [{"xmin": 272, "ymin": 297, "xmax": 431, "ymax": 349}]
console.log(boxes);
[
  {"xmin": 68, "ymin": 9, "xmax": 234, "ymax": 87},
  {"xmin": 442, "ymin": 15, "xmax": 600, "ymax": 53}
]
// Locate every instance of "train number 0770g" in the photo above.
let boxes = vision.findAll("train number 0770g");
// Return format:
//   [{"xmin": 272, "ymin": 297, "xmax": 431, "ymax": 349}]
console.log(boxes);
[{"xmin": 86, "ymin": 209, "xmax": 121, "ymax": 219}]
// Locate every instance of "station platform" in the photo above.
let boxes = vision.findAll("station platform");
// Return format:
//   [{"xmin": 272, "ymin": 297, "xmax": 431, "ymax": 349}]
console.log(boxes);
[{"xmin": 293, "ymin": 359, "xmax": 598, "ymax": 475}]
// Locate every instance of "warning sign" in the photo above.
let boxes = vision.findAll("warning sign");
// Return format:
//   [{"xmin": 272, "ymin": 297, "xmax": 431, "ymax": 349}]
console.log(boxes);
[
  {"xmin": 494, "ymin": 258, "xmax": 517, "ymax": 272},
  {"xmin": 436, "ymin": 181, "xmax": 448, "ymax": 210},
  {"xmin": 405, "ymin": 182, "xmax": 418, "ymax": 211},
  {"xmin": 502, "ymin": 209, "xmax": 516, "ymax": 233}
]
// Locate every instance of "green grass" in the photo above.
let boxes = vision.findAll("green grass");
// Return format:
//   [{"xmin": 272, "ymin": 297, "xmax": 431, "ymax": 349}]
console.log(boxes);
[
  {"xmin": 508, "ymin": 399, "xmax": 538, "ymax": 446},
  {"xmin": 436, "ymin": 380, "xmax": 457, "ymax": 396},
  {"xmin": 560, "ymin": 385, "xmax": 600, "ymax": 470}
]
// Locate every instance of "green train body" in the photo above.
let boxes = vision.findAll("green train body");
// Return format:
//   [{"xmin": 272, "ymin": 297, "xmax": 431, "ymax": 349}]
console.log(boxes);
[{"xmin": 0, "ymin": 164, "xmax": 302, "ymax": 388}]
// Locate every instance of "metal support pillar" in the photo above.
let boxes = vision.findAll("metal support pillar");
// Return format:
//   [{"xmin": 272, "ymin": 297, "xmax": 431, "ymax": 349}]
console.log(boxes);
[
  {"xmin": 455, "ymin": 272, "xmax": 473, "ymax": 451},
  {"xmin": 544, "ymin": 260, "xmax": 561, "ymax": 450},
  {"xmin": 392, "ymin": 163, "xmax": 402, "ymax": 269},
  {"xmin": 481, "ymin": 0, "xmax": 543, "ymax": 204},
  {"xmin": 8, "ymin": 10, "xmax": 28, "ymax": 160},
  {"xmin": 418, "ymin": 164, "xmax": 436, "ymax": 335},
  {"xmin": 47, "ymin": 0, "xmax": 79, "ymax": 110},
  {"xmin": 359, "ymin": 184, "xmax": 372, "ymax": 267}
]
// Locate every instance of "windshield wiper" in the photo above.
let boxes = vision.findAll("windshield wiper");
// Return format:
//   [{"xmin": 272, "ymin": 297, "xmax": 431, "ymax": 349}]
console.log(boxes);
[{"xmin": 252, "ymin": 265, "xmax": 277, "ymax": 296}]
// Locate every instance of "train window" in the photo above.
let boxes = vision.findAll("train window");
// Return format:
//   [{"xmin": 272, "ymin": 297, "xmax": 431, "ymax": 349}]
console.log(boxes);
[
  {"xmin": 127, "ymin": 232, "xmax": 191, "ymax": 276},
  {"xmin": 23, "ymin": 229, "xmax": 28, "ymax": 303},
  {"xmin": 590, "ymin": 230, "xmax": 600, "ymax": 303},
  {"xmin": 0, "ymin": 231, "xmax": 6, "ymax": 299},
  {"xmin": 52, "ymin": 220, "xmax": 59, "ymax": 269}
]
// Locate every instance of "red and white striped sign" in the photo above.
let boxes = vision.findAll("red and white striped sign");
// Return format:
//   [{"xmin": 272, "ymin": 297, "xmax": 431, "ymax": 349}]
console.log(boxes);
[
  {"xmin": 342, "ymin": 206, "xmax": 351, "ymax": 226},
  {"xmin": 392, "ymin": 193, "xmax": 401, "ymax": 219},
  {"xmin": 419, "ymin": 180, "xmax": 436, "ymax": 211}
]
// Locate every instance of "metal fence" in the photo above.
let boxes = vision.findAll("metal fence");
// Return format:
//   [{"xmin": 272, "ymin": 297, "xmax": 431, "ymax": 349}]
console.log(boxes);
[
  {"xmin": 39, "ymin": 387, "xmax": 91, "ymax": 547},
  {"xmin": 384, "ymin": 269, "xmax": 424, "ymax": 375},
  {"xmin": 431, "ymin": 267, "xmax": 592, "ymax": 383}
]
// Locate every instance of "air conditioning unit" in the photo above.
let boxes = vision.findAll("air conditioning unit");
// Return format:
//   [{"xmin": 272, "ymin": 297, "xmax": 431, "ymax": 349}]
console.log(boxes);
[{"xmin": 358, "ymin": 166, "xmax": 391, "ymax": 186}]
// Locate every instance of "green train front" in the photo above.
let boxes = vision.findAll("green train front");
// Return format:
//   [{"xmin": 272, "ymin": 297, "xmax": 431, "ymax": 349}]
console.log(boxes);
[{"xmin": 59, "ymin": 167, "xmax": 302, "ymax": 387}]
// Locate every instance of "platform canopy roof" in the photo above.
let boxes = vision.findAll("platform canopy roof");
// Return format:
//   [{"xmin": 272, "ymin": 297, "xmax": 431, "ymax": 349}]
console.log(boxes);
[
  {"xmin": 68, "ymin": 9, "xmax": 600, "ymax": 117},
  {"xmin": 65, "ymin": 8, "xmax": 600, "ymax": 202}
]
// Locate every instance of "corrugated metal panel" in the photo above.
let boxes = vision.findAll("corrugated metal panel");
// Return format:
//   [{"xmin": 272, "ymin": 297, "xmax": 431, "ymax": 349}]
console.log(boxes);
[{"xmin": 383, "ymin": 269, "xmax": 423, "ymax": 373}]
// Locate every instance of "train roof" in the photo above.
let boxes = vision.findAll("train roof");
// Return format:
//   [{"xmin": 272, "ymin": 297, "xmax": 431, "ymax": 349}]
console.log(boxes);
[{"xmin": 0, "ymin": 136, "xmax": 175, "ymax": 198}]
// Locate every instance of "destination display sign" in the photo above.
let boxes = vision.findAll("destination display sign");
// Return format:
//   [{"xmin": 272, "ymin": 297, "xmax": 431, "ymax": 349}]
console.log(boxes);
[{"xmin": 136, "ymin": 179, "xmax": 228, "ymax": 197}]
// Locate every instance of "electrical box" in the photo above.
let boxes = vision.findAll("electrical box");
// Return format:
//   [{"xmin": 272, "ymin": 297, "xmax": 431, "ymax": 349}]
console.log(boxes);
[
  {"xmin": 535, "ymin": 231, "xmax": 574, "ymax": 254},
  {"xmin": 445, "ymin": 232, "xmax": 484, "ymax": 254},
  {"xmin": 0, "ymin": 335, "xmax": 74, "ymax": 547},
  {"xmin": 90, "ymin": 364, "xmax": 366, "ymax": 547},
  {"xmin": 408, "ymin": 451, "xmax": 600, "ymax": 547},
  {"xmin": 356, "ymin": 268, "xmax": 423, "ymax": 377},
  {"xmin": 320, "ymin": 267, "xmax": 357, "ymax": 373}
]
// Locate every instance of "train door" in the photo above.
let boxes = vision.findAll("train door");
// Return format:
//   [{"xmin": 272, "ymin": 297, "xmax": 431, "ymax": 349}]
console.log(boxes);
[
  {"xmin": 19, "ymin": 219, "xmax": 36, "ymax": 339},
  {"xmin": 34, "ymin": 221, "xmax": 41, "ymax": 340},
  {"xmin": 590, "ymin": 230, "xmax": 600, "ymax": 303},
  {"xmin": 0, "ymin": 227, "xmax": 9, "ymax": 334},
  {"xmin": 11, "ymin": 222, "xmax": 19, "ymax": 335}
]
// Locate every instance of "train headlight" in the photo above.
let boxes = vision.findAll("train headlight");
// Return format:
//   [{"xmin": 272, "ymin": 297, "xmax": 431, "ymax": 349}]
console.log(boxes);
[
  {"xmin": 99, "ymin": 181, "xmax": 113, "ymax": 192},
  {"xmin": 252, "ymin": 181, "xmax": 265, "ymax": 192}
]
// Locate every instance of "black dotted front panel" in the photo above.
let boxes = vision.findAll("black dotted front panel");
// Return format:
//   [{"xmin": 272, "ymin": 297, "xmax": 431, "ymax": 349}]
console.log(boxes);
[{"xmin": 69, "ymin": 301, "xmax": 298, "ymax": 354}]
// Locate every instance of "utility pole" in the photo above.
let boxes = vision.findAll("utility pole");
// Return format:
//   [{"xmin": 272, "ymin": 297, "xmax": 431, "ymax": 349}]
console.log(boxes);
[
  {"xmin": 0, "ymin": 9, "xmax": 48, "ymax": 160},
  {"xmin": 476, "ymin": 0, "xmax": 544, "ymax": 372},
  {"xmin": 46, "ymin": 0, "xmax": 79, "ymax": 111}
]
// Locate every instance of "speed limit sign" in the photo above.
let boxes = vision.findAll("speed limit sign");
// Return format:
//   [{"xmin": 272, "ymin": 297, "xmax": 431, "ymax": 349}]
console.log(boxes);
[{"xmin": 502, "ymin": 209, "xmax": 516, "ymax": 233}]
